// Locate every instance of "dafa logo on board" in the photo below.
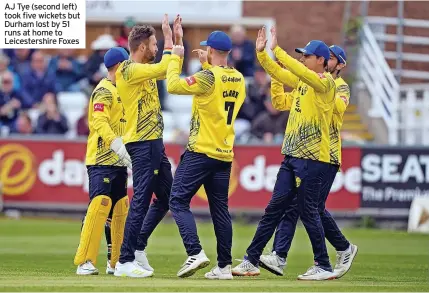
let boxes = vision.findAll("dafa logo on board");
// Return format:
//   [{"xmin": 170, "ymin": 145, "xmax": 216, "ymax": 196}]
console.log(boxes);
[{"xmin": 0, "ymin": 143, "xmax": 36, "ymax": 196}]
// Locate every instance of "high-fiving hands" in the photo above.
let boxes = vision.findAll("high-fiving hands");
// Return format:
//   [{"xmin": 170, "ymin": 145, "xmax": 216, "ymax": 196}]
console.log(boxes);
[
  {"xmin": 256, "ymin": 25, "xmax": 278, "ymax": 52},
  {"xmin": 270, "ymin": 25, "xmax": 278, "ymax": 51},
  {"xmin": 162, "ymin": 14, "xmax": 173, "ymax": 48},
  {"xmin": 256, "ymin": 26, "xmax": 268, "ymax": 52},
  {"xmin": 173, "ymin": 14, "xmax": 183, "ymax": 44}
]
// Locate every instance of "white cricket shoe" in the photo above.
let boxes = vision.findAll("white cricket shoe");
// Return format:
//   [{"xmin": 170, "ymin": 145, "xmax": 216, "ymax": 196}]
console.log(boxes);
[
  {"xmin": 333, "ymin": 244, "xmax": 358, "ymax": 279},
  {"xmin": 177, "ymin": 250, "xmax": 210, "ymax": 278},
  {"xmin": 76, "ymin": 261, "xmax": 99, "ymax": 275},
  {"xmin": 297, "ymin": 265, "xmax": 336, "ymax": 281},
  {"xmin": 106, "ymin": 260, "xmax": 114, "ymax": 275},
  {"xmin": 114, "ymin": 261, "xmax": 153, "ymax": 278},
  {"xmin": 205, "ymin": 265, "xmax": 233, "ymax": 280},
  {"xmin": 135, "ymin": 250, "xmax": 154, "ymax": 272},
  {"xmin": 259, "ymin": 251, "xmax": 286, "ymax": 276},
  {"xmin": 231, "ymin": 259, "xmax": 260, "ymax": 276}
]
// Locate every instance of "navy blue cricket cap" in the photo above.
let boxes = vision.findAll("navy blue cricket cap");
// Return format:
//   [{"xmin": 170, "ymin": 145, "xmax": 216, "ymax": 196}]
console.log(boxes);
[
  {"xmin": 200, "ymin": 31, "xmax": 232, "ymax": 52},
  {"xmin": 295, "ymin": 40, "xmax": 330, "ymax": 61},
  {"xmin": 329, "ymin": 45, "xmax": 347, "ymax": 65},
  {"xmin": 104, "ymin": 47, "xmax": 129, "ymax": 68}
]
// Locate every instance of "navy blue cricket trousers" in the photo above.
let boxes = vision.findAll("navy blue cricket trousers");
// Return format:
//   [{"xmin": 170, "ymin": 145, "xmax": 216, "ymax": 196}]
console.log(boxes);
[
  {"xmin": 169, "ymin": 150, "xmax": 232, "ymax": 268},
  {"xmin": 246, "ymin": 156, "xmax": 333, "ymax": 271},
  {"xmin": 119, "ymin": 138, "xmax": 172, "ymax": 263},
  {"xmin": 272, "ymin": 164, "xmax": 350, "ymax": 259}
]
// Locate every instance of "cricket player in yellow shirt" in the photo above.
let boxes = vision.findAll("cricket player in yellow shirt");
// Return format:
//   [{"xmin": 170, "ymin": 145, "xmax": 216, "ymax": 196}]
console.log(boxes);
[
  {"xmin": 232, "ymin": 27, "xmax": 337, "ymax": 280},
  {"xmin": 113, "ymin": 15, "xmax": 182, "ymax": 278},
  {"xmin": 258, "ymin": 45, "xmax": 358, "ymax": 279},
  {"xmin": 166, "ymin": 30, "xmax": 246, "ymax": 280},
  {"xmin": 74, "ymin": 47, "xmax": 131, "ymax": 275}
]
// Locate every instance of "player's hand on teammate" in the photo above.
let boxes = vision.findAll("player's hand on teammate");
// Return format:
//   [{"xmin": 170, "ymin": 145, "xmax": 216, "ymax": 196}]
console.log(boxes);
[
  {"xmin": 173, "ymin": 14, "xmax": 183, "ymax": 42},
  {"xmin": 192, "ymin": 49, "xmax": 208, "ymax": 64},
  {"xmin": 172, "ymin": 45, "xmax": 185, "ymax": 57},
  {"xmin": 256, "ymin": 26, "xmax": 268, "ymax": 52},
  {"xmin": 270, "ymin": 25, "xmax": 278, "ymax": 51},
  {"xmin": 110, "ymin": 137, "xmax": 132, "ymax": 170},
  {"xmin": 162, "ymin": 14, "xmax": 174, "ymax": 48}
]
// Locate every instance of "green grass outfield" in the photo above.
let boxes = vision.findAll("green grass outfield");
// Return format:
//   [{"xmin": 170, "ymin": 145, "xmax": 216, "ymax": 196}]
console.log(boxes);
[{"xmin": 0, "ymin": 217, "xmax": 428, "ymax": 292}]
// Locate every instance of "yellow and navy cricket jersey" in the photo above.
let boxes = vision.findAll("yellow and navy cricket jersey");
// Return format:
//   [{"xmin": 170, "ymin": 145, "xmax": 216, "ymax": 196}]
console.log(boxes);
[
  {"xmin": 115, "ymin": 49, "xmax": 173, "ymax": 144},
  {"xmin": 167, "ymin": 55, "xmax": 246, "ymax": 162},
  {"xmin": 270, "ymin": 76, "xmax": 350, "ymax": 165},
  {"xmin": 258, "ymin": 46, "xmax": 336, "ymax": 164},
  {"xmin": 329, "ymin": 77, "xmax": 350, "ymax": 165},
  {"xmin": 85, "ymin": 78, "xmax": 127, "ymax": 166}
]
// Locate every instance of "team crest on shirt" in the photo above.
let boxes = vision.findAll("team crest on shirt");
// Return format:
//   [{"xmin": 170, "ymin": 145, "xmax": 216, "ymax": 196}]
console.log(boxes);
[
  {"xmin": 148, "ymin": 80, "xmax": 156, "ymax": 91},
  {"xmin": 295, "ymin": 176, "xmax": 301, "ymax": 188},
  {"xmin": 185, "ymin": 76, "xmax": 197, "ymax": 85},
  {"xmin": 298, "ymin": 85, "xmax": 308, "ymax": 96}
]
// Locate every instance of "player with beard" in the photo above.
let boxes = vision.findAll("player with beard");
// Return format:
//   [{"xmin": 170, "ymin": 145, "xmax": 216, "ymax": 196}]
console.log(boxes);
[
  {"xmin": 258, "ymin": 44, "xmax": 358, "ymax": 279},
  {"xmin": 113, "ymin": 14, "xmax": 183, "ymax": 278}
]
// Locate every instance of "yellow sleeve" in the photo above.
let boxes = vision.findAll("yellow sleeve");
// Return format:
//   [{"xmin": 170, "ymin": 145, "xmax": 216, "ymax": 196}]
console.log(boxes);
[
  {"xmin": 91, "ymin": 87, "xmax": 117, "ymax": 146},
  {"xmin": 256, "ymin": 49, "xmax": 299, "ymax": 89},
  {"xmin": 272, "ymin": 46, "xmax": 335, "ymax": 94},
  {"xmin": 157, "ymin": 57, "xmax": 184, "ymax": 80},
  {"xmin": 271, "ymin": 78, "xmax": 294, "ymax": 111},
  {"xmin": 122, "ymin": 49, "xmax": 172, "ymax": 84},
  {"xmin": 202, "ymin": 61, "xmax": 213, "ymax": 70},
  {"xmin": 167, "ymin": 55, "xmax": 215, "ymax": 95},
  {"xmin": 334, "ymin": 83, "xmax": 350, "ymax": 114}
]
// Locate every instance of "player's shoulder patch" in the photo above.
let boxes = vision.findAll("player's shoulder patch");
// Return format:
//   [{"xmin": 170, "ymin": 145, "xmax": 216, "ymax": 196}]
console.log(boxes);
[
  {"xmin": 185, "ymin": 76, "xmax": 197, "ymax": 86},
  {"xmin": 94, "ymin": 103, "xmax": 105, "ymax": 112},
  {"xmin": 340, "ymin": 95, "xmax": 349, "ymax": 105}
]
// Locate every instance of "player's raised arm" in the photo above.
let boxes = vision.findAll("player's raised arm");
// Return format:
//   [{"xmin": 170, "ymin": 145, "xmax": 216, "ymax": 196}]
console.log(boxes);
[
  {"xmin": 166, "ymin": 46, "xmax": 215, "ymax": 95},
  {"xmin": 121, "ymin": 14, "xmax": 174, "ymax": 84},
  {"xmin": 273, "ymin": 46, "xmax": 334, "ymax": 94},
  {"xmin": 269, "ymin": 27, "xmax": 334, "ymax": 94},
  {"xmin": 157, "ymin": 14, "xmax": 185, "ymax": 80},
  {"xmin": 255, "ymin": 27, "xmax": 299, "ymax": 89}
]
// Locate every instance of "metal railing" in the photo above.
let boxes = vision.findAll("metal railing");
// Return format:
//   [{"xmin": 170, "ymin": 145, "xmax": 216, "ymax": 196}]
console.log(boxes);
[
  {"xmin": 358, "ymin": 16, "xmax": 429, "ymax": 146},
  {"xmin": 358, "ymin": 23, "xmax": 400, "ymax": 144},
  {"xmin": 366, "ymin": 16, "xmax": 429, "ymax": 81}
]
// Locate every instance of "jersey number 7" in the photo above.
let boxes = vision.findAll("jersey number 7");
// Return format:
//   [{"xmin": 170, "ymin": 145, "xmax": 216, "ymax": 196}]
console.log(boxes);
[{"xmin": 224, "ymin": 101, "xmax": 235, "ymax": 125}]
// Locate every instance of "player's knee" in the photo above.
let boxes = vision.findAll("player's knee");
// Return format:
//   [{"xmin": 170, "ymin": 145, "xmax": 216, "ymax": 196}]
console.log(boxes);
[{"xmin": 169, "ymin": 194, "xmax": 190, "ymax": 211}]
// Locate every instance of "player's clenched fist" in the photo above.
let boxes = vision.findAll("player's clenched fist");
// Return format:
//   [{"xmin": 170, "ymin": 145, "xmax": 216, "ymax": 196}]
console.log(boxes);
[
  {"xmin": 256, "ymin": 26, "xmax": 268, "ymax": 52},
  {"xmin": 172, "ymin": 45, "xmax": 185, "ymax": 57}
]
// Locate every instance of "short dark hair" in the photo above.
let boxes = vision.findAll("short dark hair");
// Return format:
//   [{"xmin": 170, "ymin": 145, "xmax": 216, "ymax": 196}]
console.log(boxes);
[{"xmin": 128, "ymin": 25, "xmax": 156, "ymax": 52}]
